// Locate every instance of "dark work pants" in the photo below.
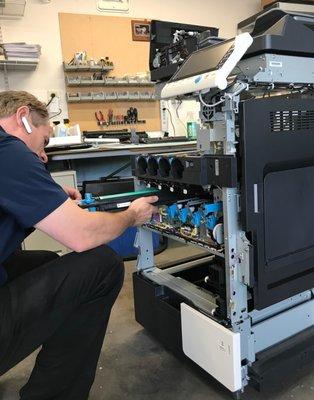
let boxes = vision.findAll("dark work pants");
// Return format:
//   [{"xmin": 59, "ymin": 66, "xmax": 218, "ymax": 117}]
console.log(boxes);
[{"xmin": 0, "ymin": 245, "xmax": 124, "ymax": 400}]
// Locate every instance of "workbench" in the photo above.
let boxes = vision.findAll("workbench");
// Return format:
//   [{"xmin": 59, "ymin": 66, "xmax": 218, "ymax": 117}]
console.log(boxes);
[
  {"xmin": 48, "ymin": 141, "xmax": 197, "ymax": 161},
  {"xmin": 47, "ymin": 141, "xmax": 197, "ymax": 185}
]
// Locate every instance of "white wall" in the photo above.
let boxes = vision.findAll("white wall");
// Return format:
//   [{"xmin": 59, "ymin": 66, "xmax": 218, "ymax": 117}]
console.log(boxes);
[{"xmin": 0, "ymin": 0, "xmax": 261, "ymax": 121}]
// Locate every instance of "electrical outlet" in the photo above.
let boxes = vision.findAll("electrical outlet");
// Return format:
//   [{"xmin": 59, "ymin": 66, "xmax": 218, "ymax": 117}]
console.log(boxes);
[
  {"xmin": 47, "ymin": 90, "xmax": 60, "ymax": 101},
  {"xmin": 47, "ymin": 90, "xmax": 61, "ymax": 114},
  {"xmin": 160, "ymin": 100, "xmax": 168, "ymax": 132}
]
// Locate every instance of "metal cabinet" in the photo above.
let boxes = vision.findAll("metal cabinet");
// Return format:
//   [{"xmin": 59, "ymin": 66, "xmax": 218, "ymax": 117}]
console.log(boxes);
[{"xmin": 22, "ymin": 170, "xmax": 77, "ymax": 256}]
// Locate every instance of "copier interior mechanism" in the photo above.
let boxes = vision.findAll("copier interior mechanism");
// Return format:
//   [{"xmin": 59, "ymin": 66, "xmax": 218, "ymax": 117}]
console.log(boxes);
[{"xmin": 131, "ymin": 10, "xmax": 314, "ymax": 397}]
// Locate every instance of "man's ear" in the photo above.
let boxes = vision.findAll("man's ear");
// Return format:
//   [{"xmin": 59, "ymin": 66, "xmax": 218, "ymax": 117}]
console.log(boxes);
[{"xmin": 16, "ymin": 106, "xmax": 33, "ymax": 134}]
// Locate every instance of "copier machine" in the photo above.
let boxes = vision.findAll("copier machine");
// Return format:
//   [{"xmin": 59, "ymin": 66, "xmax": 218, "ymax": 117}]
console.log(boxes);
[
  {"xmin": 131, "ymin": 10, "xmax": 314, "ymax": 397},
  {"xmin": 80, "ymin": 9, "xmax": 314, "ymax": 397}
]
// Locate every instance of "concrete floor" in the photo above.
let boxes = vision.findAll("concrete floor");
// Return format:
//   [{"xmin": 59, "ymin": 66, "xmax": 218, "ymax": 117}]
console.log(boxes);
[{"xmin": 0, "ymin": 242, "xmax": 313, "ymax": 399}]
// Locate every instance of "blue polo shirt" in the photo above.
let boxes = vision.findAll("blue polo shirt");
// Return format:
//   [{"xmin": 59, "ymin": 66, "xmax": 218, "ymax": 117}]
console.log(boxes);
[{"xmin": 0, "ymin": 128, "xmax": 68, "ymax": 285}]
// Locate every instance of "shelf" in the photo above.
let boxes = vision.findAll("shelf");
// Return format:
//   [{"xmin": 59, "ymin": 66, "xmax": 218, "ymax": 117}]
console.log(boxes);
[
  {"xmin": 67, "ymin": 97, "xmax": 156, "ymax": 104},
  {"xmin": 63, "ymin": 62, "xmax": 114, "ymax": 72},
  {"xmin": 0, "ymin": 59, "xmax": 38, "ymax": 71},
  {"xmin": 67, "ymin": 92, "xmax": 156, "ymax": 103},
  {"xmin": 0, "ymin": 0, "xmax": 25, "ymax": 18},
  {"xmin": 68, "ymin": 81, "xmax": 155, "ymax": 87},
  {"xmin": 66, "ymin": 76, "xmax": 155, "ymax": 87}
]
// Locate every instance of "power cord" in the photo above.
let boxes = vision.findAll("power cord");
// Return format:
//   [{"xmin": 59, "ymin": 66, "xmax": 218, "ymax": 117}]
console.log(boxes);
[
  {"xmin": 175, "ymin": 100, "xmax": 188, "ymax": 134},
  {"xmin": 47, "ymin": 93, "xmax": 62, "ymax": 119},
  {"xmin": 46, "ymin": 93, "xmax": 56, "ymax": 107},
  {"xmin": 162, "ymin": 107, "xmax": 176, "ymax": 135},
  {"xmin": 49, "ymin": 108, "xmax": 62, "ymax": 120}
]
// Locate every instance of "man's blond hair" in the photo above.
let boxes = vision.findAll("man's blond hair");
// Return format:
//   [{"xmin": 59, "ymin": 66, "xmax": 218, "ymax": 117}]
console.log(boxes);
[{"xmin": 0, "ymin": 90, "xmax": 49, "ymax": 126}]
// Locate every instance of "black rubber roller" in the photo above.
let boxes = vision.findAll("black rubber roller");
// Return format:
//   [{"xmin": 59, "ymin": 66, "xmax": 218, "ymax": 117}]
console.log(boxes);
[
  {"xmin": 158, "ymin": 156, "xmax": 171, "ymax": 177},
  {"xmin": 137, "ymin": 156, "xmax": 148, "ymax": 175},
  {"xmin": 170, "ymin": 158, "xmax": 184, "ymax": 179},
  {"xmin": 147, "ymin": 156, "xmax": 158, "ymax": 176}
]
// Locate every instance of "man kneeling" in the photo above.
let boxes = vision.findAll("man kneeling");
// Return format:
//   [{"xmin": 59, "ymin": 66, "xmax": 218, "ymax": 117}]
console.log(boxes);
[{"xmin": 0, "ymin": 90, "xmax": 158, "ymax": 400}]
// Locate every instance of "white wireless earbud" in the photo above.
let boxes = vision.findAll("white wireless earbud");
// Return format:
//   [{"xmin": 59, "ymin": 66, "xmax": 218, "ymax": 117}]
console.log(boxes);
[{"xmin": 21, "ymin": 116, "xmax": 32, "ymax": 134}]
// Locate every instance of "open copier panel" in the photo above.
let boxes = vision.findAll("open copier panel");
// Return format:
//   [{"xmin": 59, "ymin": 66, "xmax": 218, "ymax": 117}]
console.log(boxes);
[
  {"xmin": 240, "ymin": 95, "xmax": 314, "ymax": 309},
  {"xmin": 131, "ymin": 10, "xmax": 314, "ymax": 397}
]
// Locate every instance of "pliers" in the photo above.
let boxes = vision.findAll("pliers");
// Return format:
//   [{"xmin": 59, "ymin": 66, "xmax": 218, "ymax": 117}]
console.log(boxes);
[{"xmin": 95, "ymin": 110, "xmax": 105, "ymax": 123}]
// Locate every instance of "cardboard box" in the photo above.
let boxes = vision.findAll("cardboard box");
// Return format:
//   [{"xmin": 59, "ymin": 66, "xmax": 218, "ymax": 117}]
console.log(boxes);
[{"xmin": 262, "ymin": 0, "xmax": 314, "ymax": 8}]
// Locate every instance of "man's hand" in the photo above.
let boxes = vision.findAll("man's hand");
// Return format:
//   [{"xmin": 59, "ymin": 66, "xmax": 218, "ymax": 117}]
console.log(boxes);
[
  {"xmin": 127, "ymin": 196, "xmax": 159, "ymax": 226},
  {"xmin": 35, "ymin": 195, "xmax": 159, "ymax": 253},
  {"xmin": 63, "ymin": 185, "xmax": 82, "ymax": 201}
]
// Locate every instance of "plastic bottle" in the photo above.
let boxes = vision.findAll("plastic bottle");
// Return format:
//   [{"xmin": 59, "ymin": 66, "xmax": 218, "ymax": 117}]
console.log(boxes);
[
  {"xmin": 58, "ymin": 121, "xmax": 67, "ymax": 137},
  {"xmin": 52, "ymin": 121, "xmax": 60, "ymax": 137},
  {"xmin": 186, "ymin": 111, "xmax": 197, "ymax": 140}
]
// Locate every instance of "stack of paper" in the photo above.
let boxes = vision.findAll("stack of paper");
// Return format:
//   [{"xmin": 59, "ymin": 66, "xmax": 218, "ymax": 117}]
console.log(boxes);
[{"xmin": 2, "ymin": 42, "xmax": 41, "ymax": 62}]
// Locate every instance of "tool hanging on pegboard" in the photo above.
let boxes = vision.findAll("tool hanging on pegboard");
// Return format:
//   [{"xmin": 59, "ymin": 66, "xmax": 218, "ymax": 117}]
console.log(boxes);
[{"xmin": 95, "ymin": 106, "xmax": 145, "ymax": 126}]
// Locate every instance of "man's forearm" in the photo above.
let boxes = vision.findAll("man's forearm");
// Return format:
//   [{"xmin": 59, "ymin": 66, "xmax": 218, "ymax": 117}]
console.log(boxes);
[
  {"xmin": 36, "ymin": 199, "xmax": 136, "ymax": 253},
  {"xmin": 35, "ymin": 196, "xmax": 157, "ymax": 253},
  {"xmin": 81, "ymin": 208, "xmax": 136, "ymax": 250}
]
